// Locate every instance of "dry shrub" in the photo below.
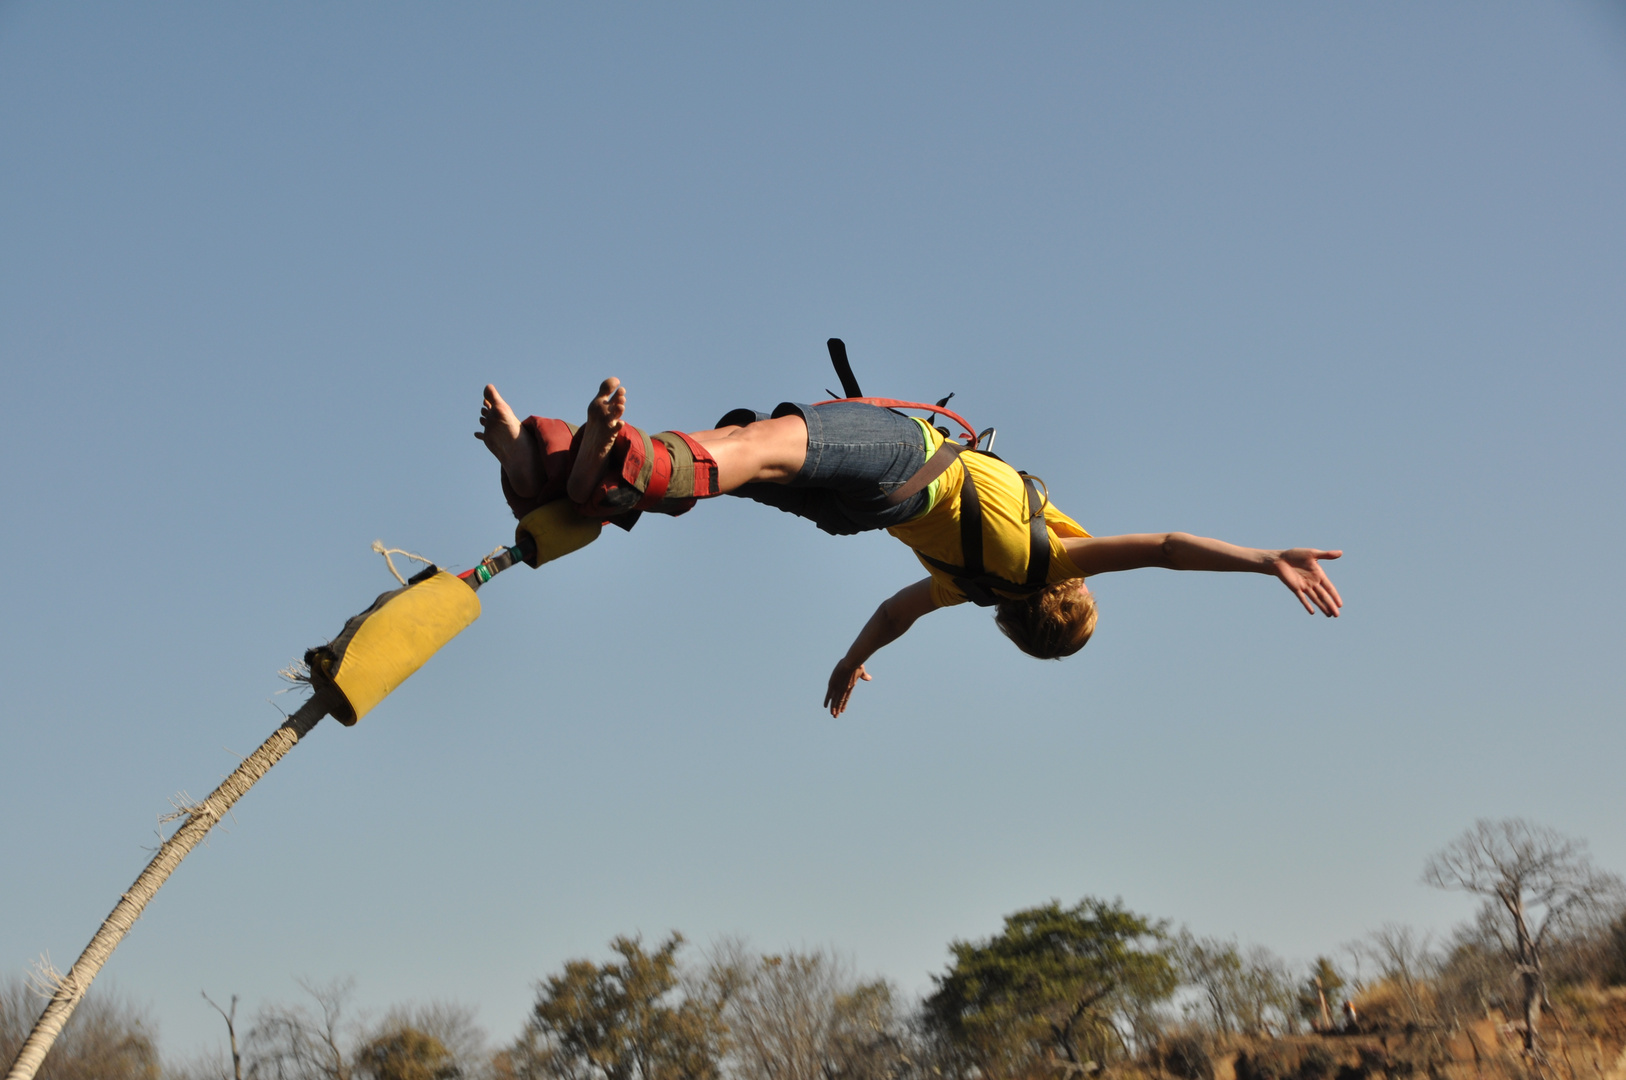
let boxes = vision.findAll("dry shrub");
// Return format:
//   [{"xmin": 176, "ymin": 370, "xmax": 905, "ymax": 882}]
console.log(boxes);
[
  {"xmin": 1231, "ymin": 1043, "xmax": 1350, "ymax": 1080},
  {"xmin": 1548, "ymin": 983, "xmax": 1626, "ymax": 1049},
  {"xmin": 1157, "ymin": 1030, "xmax": 1217, "ymax": 1080},
  {"xmin": 1298, "ymin": 1043, "xmax": 1338, "ymax": 1080},
  {"xmin": 1110, "ymin": 1064, "xmax": 1164, "ymax": 1080},
  {"xmin": 1, "ymin": 976, "xmax": 159, "ymax": 1080},
  {"xmin": 1350, "ymin": 980, "xmax": 1438, "ymax": 1032},
  {"xmin": 1235, "ymin": 1044, "xmax": 1297, "ymax": 1080}
]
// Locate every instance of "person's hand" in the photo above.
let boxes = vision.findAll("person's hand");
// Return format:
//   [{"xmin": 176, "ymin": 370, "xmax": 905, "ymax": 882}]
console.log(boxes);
[
  {"xmin": 824, "ymin": 659, "xmax": 873, "ymax": 718},
  {"xmin": 1272, "ymin": 548, "xmax": 1343, "ymax": 616}
]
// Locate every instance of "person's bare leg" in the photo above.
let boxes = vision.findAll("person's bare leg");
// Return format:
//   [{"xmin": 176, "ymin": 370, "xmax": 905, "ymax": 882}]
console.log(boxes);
[
  {"xmin": 692, "ymin": 414, "xmax": 808, "ymax": 492},
  {"xmin": 567, "ymin": 377, "xmax": 627, "ymax": 504},
  {"xmin": 475, "ymin": 384, "xmax": 539, "ymax": 498}
]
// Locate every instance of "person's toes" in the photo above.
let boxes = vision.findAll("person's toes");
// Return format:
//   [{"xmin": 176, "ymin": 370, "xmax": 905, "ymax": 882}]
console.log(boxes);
[
  {"xmin": 591, "ymin": 378, "xmax": 622, "ymax": 418},
  {"xmin": 485, "ymin": 384, "xmax": 520, "ymax": 423}
]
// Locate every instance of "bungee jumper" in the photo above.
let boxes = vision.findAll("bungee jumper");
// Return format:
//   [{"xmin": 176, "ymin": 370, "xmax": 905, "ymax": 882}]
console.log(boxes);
[
  {"xmin": 4, "ymin": 339, "xmax": 1341, "ymax": 1080},
  {"xmin": 476, "ymin": 340, "xmax": 1344, "ymax": 717}
]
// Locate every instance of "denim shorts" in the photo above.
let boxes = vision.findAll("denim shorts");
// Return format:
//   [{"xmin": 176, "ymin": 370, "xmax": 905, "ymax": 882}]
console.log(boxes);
[{"xmin": 723, "ymin": 401, "xmax": 931, "ymax": 535}]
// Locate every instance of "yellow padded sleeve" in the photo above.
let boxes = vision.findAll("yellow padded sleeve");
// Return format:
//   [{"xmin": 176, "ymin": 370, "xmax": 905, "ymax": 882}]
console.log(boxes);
[{"xmin": 318, "ymin": 571, "xmax": 481, "ymax": 724}]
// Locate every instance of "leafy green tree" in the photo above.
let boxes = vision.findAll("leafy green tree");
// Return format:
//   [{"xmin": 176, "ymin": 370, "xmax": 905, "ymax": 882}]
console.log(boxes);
[
  {"xmin": 353, "ymin": 1027, "xmax": 459, "ymax": 1080},
  {"xmin": 505, "ymin": 934, "xmax": 726, "ymax": 1080},
  {"xmin": 923, "ymin": 898, "xmax": 1177, "ymax": 1080},
  {"xmin": 1296, "ymin": 958, "xmax": 1346, "ymax": 1029}
]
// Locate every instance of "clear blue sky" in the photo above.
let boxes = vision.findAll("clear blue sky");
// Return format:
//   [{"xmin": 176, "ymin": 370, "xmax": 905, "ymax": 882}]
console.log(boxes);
[{"xmin": 3, "ymin": 1, "xmax": 1623, "ymax": 1062}]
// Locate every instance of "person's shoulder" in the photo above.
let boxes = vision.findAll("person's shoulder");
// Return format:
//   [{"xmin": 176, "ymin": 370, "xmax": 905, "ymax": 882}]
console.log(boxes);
[
  {"xmin": 1045, "ymin": 504, "xmax": 1091, "ymax": 539},
  {"xmin": 917, "ymin": 562, "xmax": 967, "ymax": 607}
]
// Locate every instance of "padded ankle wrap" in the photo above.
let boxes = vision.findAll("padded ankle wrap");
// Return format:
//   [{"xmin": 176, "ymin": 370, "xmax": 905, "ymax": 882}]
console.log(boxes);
[
  {"xmin": 502, "ymin": 416, "xmax": 581, "ymax": 522},
  {"xmin": 581, "ymin": 424, "xmax": 721, "ymax": 518}
]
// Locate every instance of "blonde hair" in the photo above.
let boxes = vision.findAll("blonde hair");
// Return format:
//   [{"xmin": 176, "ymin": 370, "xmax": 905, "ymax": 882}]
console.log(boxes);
[{"xmin": 994, "ymin": 581, "xmax": 1097, "ymax": 659}]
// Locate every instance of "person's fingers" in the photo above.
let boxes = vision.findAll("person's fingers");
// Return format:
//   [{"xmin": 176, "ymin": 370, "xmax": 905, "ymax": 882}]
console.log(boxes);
[
  {"xmin": 826, "ymin": 669, "xmax": 851, "ymax": 714},
  {"xmin": 827, "ymin": 669, "xmax": 868, "ymax": 718},
  {"xmin": 1297, "ymin": 587, "xmax": 1315, "ymax": 615},
  {"xmin": 1318, "ymin": 550, "xmax": 1343, "ymax": 560}
]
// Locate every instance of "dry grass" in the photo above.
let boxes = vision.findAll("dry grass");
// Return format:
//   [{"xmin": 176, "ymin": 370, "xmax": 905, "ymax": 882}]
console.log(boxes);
[{"xmin": 1126, "ymin": 991, "xmax": 1626, "ymax": 1080}]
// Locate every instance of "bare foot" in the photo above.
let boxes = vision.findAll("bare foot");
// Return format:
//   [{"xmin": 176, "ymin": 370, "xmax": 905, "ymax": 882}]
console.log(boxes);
[
  {"xmin": 475, "ymin": 384, "xmax": 539, "ymax": 497},
  {"xmin": 567, "ymin": 377, "xmax": 626, "ymax": 503}
]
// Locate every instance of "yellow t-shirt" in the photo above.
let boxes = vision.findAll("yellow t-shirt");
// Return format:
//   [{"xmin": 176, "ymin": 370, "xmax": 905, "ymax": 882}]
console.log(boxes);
[{"xmin": 888, "ymin": 420, "xmax": 1092, "ymax": 607}]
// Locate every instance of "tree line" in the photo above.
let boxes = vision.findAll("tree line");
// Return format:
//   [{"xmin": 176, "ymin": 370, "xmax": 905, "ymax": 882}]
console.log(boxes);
[{"xmin": 7, "ymin": 818, "xmax": 1626, "ymax": 1080}]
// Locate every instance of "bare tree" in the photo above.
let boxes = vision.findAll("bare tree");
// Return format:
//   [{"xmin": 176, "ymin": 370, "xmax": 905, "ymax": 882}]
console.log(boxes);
[
  {"xmin": 1435, "ymin": 916, "xmax": 1509, "ymax": 1027},
  {"xmin": 1422, "ymin": 818, "xmax": 1625, "ymax": 1056},
  {"xmin": 2, "ymin": 975, "xmax": 160, "ymax": 1080},
  {"xmin": 727, "ymin": 951, "xmax": 841, "ymax": 1080},
  {"xmin": 203, "ymin": 993, "xmax": 244, "ymax": 1080},
  {"xmin": 1172, "ymin": 934, "xmax": 1295, "ymax": 1037},
  {"xmin": 1172, "ymin": 934, "xmax": 1242, "ymax": 1035},
  {"xmin": 718, "ymin": 947, "xmax": 901, "ymax": 1080},
  {"xmin": 1351, "ymin": 924, "xmax": 1436, "ymax": 1028},
  {"xmin": 245, "ymin": 978, "xmax": 357, "ymax": 1080}
]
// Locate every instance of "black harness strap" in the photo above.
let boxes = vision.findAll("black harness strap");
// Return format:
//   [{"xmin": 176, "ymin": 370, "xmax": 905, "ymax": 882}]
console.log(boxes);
[
  {"xmin": 1019, "ymin": 471, "xmax": 1050, "ymax": 589},
  {"xmin": 827, "ymin": 338, "xmax": 863, "ymax": 399},
  {"xmin": 822, "ymin": 335, "xmax": 1049, "ymax": 607},
  {"xmin": 958, "ymin": 457, "xmax": 986, "ymax": 594},
  {"xmin": 916, "ymin": 452, "xmax": 1054, "ymax": 608}
]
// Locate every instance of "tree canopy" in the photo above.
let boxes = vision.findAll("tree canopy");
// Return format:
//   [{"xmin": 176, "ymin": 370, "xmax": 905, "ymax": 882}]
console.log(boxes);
[
  {"xmin": 923, "ymin": 897, "xmax": 1176, "ymax": 1080},
  {"xmin": 506, "ymin": 934, "xmax": 727, "ymax": 1080},
  {"xmin": 353, "ymin": 1026, "xmax": 459, "ymax": 1080}
]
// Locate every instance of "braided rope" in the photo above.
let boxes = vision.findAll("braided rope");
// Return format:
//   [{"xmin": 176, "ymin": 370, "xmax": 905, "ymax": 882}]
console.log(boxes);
[{"xmin": 4, "ymin": 695, "xmax": 329, "ymax": 1080}]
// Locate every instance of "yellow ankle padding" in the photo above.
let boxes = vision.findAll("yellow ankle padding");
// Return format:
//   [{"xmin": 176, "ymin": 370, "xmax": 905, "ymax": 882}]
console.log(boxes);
[
  {"xmin": 307, "ymin": 570, "xmax": 481, "ymax": 725},
  {"xmin": 517, "ymin": 501, "xmax": 603, "ymax": 568}
]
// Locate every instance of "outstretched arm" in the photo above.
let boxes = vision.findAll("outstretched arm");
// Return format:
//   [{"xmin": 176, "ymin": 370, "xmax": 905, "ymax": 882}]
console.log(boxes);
[
  {"xmin": 1060, "ymin": 533, "xmax": 1343, "ymax": 617},
  {"xmin": 824, "ymin": 578, "xmax": 941, "ymax": 718}
]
